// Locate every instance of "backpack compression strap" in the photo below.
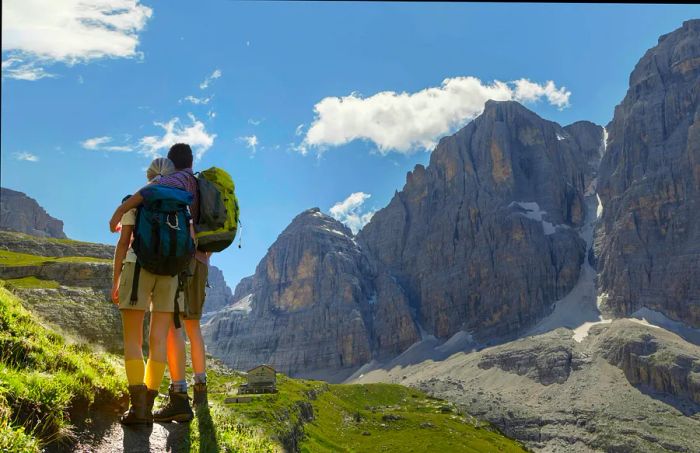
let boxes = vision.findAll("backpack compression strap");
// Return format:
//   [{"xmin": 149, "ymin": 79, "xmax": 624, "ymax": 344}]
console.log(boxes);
[
  {"xmin": 130, "ymin": 262, "xmax": 141, "ymax": 305},
  {"xmin": 173, "ymin": 272, "xmax": 185, "ymax": 329}
]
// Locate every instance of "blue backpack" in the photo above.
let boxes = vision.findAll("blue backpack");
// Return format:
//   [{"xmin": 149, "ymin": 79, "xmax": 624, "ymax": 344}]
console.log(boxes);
[{"xmin": 132, "ymin": 185, "xmax": 195, "ymax": 276}]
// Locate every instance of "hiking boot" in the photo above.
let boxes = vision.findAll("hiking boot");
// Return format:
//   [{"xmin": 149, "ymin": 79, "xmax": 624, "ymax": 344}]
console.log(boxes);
[
  {"xmin": 146, "ymin": 389, "xmax": 159, "ymax": 413},
  {"xmin": 193, "ymin": 382, "xmax": 208, "ymax": 407},
  {"xmin": 153, "ymin": 384, "xmax": 193, "ymax": 423},
  {"xmin": 120, "ymin": 384, "xmax": 153, "ymax": 425}
]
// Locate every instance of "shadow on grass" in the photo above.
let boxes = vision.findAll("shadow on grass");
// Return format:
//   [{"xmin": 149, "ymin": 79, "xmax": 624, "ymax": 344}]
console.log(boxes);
[{"xmin": 195, "ymin": 403, "xmax": 219, "ymax": 453}]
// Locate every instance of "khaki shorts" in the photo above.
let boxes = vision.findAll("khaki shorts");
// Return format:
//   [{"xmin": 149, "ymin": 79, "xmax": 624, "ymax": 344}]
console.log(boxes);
[
  {"xmin": 183, "ymin": 259, "xmax": 208, "ymax": 320},
  {"xmin": 118, "ymin": 262, "xmax": 184, "ymax": 313}
]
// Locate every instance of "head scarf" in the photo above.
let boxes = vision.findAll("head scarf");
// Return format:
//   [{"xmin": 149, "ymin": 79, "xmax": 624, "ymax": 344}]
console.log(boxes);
[{"xmin": 146, "ymin": 157, "xmax": 176, "ymax": 182}]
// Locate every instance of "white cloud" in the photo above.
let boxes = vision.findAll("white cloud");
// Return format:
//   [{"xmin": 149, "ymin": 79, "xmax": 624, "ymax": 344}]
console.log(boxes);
[
  {"xmin": 2, "ymin": 0, "xmax": 152, "ymax": 80},
  {"xmin": 182, "ymin": 95, "xmax": 213, "ymax": 105},
  {"xmin": 1, "ymin": 57, "xmax": 53, "ymax": 80},
  {"xmin": 81, "ymin": 136, "xmax": 131, "ymax": 152},
  {"xmin": 239, "ymin": 135, "xmax": 258, "ymax": 154},
  {"xmin": 295, "ymin": 123, "xmax": 305, "ymax": 136},
  {"xmin": 299, "ymin": 76, "xmax": 572, "ymax": 155},
  {"xmin": 13, "ymin": 152, "xmax": 39, "ymax": 162},
  {"xmin": 139, "ymin": 114, "xmax": 216, "ymax": 160},
  {"xmin": 329, "ymin": 192, "xmax": 376, "ymax": 234},
  {"xmin": 207, "ymin": 110, "xmax": 217, "ymax": 119},
  {"xmin": 199, "ymin": 69, "xmax": 222, "ymax": 89},
  {"xmin": 248, "ymin": 118, "xmax": 263, "ymax": 126},
  {"xmin": 512, "ymin": 79, "xmax": 571, "ymax": 107}
]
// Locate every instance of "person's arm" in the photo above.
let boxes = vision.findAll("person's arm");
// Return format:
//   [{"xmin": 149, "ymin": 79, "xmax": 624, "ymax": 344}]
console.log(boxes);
[
  {"xmin": 112, "ymin": 224, "xmax": 134, "ymax": 304},
  {"xmin": 109, "ymin": 193, "xmax": 143, "ymax": 232}
]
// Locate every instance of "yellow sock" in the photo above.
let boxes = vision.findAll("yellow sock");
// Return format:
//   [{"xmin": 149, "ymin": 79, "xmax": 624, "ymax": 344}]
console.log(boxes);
[
  {"xmin": 144, "ymin": 359, "xmax": 167, "ymax": 391},
  {"xmin": 124, "ymin": 359, "xmax": 145, "ymax": 386}
]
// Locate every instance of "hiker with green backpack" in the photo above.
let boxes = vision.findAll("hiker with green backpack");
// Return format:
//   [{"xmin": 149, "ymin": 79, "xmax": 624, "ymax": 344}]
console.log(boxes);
[{"xmin": 109, "ymin": 143, "xmax": 240, "ymax": 424}]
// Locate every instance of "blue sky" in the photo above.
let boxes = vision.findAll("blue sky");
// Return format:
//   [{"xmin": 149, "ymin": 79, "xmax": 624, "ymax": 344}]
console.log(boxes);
[{"xmin": 2, "ymin": 2, "xmax": 699, "ymax": 290}]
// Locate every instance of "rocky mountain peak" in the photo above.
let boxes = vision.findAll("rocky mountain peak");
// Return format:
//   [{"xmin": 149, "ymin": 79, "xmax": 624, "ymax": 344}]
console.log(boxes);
[
  {"xmin": 0, "ymin": 187, "xmax": 66, "ymax": 239},
  {"xmin": 282, "ymin": 207, "xmax": 354, "ymax": 240},
  {"xmin": 596, "ymin": 19, "xmax": 700, "ymax": 326},
  {"xmin": 359, "ymin": 99, "xmax": 602, "ymax": 339}
]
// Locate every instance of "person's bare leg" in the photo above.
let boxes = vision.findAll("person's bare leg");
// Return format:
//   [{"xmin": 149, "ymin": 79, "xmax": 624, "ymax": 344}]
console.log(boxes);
[
  {"xmin": 166, "ymin": 324, "xmax": 187, "ymax": 382},
  {"xmin": 144, "ymin": 312, "xmax": 173, "ymax": 391},
  {"xmin": 151, "ymin": 313, "xmax": 193, "ymax": 422},
  {"xmin": 184, "ymin": 319, "xmax": 206, "ymax": 375},
  {"xmin": 120, "ymin": 309, "xmax": 148, "ymax": 424},
  {"xmin": 184, "ymin": 318, "xmax": 208, "ymax": 406},
  {"xmin": 121, "ymin": 309, "xmax": 145, "ymax": 365}
]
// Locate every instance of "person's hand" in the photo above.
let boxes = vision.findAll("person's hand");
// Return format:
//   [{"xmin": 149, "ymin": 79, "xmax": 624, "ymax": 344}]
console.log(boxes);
[
  {"xmin": 109, "ymin": 211, "xmax": 122, "ymax": 233},
  {"xmin": 111, "ymin": 283, "xmax": 119, "ymax": 305}
]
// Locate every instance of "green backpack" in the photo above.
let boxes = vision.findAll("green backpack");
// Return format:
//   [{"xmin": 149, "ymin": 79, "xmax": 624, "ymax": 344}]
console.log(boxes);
[{"xmin": 194, "ymin": 167, "xmax": 240, "ymax": 252}]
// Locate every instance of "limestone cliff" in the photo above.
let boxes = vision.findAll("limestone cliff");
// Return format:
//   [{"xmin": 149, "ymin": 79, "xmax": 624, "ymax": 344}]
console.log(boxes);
[
  {"xmin": 358, "ymin": 101, "xmax": 603, "ymax": 340},
  {"xmin": 203, "ymin": 265, "xmax": 235, "ymax": 314},
  {"xmin": 596, "ymin": 19, "xmax": 700, "ymax": 326},
  {"xmin": 0, "ymin": 187, "xmax": 67, "ymax": 239},
  {"xmin": 0, "ymin": 231, "xmax": 122, "ymax": 352},
  {"xmin": 203, "ymin": 208, "xmax": 419, "ymax": 376}
]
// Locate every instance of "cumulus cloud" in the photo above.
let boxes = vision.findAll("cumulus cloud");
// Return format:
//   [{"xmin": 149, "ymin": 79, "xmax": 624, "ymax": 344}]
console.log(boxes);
[
  {"xmin": 512, "ymin": 79, "xmax": 571, "ymax": 107},
  {"xmin": 299, "ymin": 76, "xmax": 571, "ymax": 155},
  {"xmin": 295, "ymin": 123, "xmax": 305, "ymax": 136},
  {"xmin": 182, "ymin": 95, "xmax": 213, "ymax": 105},
  {"xmin": 81, "ymin": 136, "xmax": 131, "ymax": 152},
  {"xmin": 2, "ymin": 0, "xmax": 152, "ymax": 80},
  {"xmin": 329, "ymin": 192, "xmax": 376, "ymax": 234},
  {"xmin": 199, "ymin": 69, "xmax": 222, "ymax": 89},
  {"xmin": 140, "ymin": 114, "xmax": 216, "ymax": 160},
  {"xmin": 13, "ymin": 152, "xmax": 39, "ymax": 162}
]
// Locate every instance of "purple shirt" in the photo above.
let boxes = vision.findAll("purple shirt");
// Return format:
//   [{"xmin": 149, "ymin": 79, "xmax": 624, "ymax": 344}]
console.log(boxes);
[
  {"xmin": 150, "ymin": 168, "xmax": 208, "ymax": 264},
  {"xmin": 157, "ymin": 168, "xmax": 199, "ymax": 223}
]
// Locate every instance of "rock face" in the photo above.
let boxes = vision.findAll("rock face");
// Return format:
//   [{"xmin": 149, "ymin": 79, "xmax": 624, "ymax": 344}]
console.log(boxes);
[
  {"xmin": 596, "ymin": 20, "xmax": 700, "ymax": 326},
  {"xmin": 203, "ymin": 208, "xmax": 419, "ymax": 376},
  {"xmin": 0, "ymin": 188, "xmax": 66, "ymax": 239},
  {"xmin": 0, "ymin": 230, "xmax": 124, "ymax": 352},
  {"xmin": 0, "ymin": 230, "xmax": 114, "ymax": 259},
  {"xmin": 0, "ymin": 261, "xmax": 112, "ymax": 289},
  {"xmin": 203, "ymin": 265, "xmax": 235, "ymax": 314},
  {"xmin": 358, "ymin": 101, "xmax": 602, "ymax": 340},
  {"xmin": 598, "ymin": 320, "xmax": 700, "ymax": 406},
  {"xmin": 477, "ymin": 333, "xmax": 582, "ymax": 385}
]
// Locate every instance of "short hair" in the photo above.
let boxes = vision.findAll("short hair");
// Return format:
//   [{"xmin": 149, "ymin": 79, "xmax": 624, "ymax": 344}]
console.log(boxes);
[{"xmin": 167, "ymin": 143, "xmax": 193, "ymax": 169}]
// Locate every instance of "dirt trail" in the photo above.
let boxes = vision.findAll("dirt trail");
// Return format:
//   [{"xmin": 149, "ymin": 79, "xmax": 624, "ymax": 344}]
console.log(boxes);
[{"xmin": 48, "ymin": 410, "xmax": 191, "ymax": 453}]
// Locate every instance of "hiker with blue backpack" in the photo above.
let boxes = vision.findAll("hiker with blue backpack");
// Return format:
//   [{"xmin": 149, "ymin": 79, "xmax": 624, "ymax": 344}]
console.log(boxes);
[
  {"xmin": 110, "ymin": 143, "xmax": 240, "ymax": 425},
  {"xmin": 110, "ymin": 156, "xmax": 192, "ymax": 425}
]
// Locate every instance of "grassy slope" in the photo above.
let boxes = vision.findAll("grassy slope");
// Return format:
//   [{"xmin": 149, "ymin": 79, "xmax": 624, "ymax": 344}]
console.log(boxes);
[
  {"xmin": 0, "ymin": 250, "xmax": 111, "ymax": 266},
  {"xmin": 0, "ymin": 285, "xmax": 125, "ymax": 452},
  {"xmin": 4, "ymin": 276, "xmax": 60, "ymax": 289},
  {"xmin": 0, "ymin": 231, "xmax": 97, "ymax": 246},
  {"xmin": 193, "ymin": 365, "xmax": 527, "ymax": 452}
]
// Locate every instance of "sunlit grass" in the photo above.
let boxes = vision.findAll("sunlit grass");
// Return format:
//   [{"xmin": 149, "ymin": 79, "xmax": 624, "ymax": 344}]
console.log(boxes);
[
  {"xmin": 0, "ymin": 284, "xmax": 126, "ymax": 449},
  {"xmin": 4, "ymin": 277, "xmax": 60, "ymax": 289},
  {"xmin": 0, "ymin": 250, "xmax": 111, "ymax": 267}
]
